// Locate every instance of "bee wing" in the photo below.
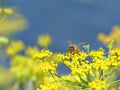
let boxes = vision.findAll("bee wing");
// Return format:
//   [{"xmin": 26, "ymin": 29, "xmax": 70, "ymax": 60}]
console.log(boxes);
[
  {"xmin": 77, "ymin": 42, "xmax": 85, "ymax": 47},
  {"xmin": 67, "ymin": 40, "xmax": 73, "ymax": 45}
]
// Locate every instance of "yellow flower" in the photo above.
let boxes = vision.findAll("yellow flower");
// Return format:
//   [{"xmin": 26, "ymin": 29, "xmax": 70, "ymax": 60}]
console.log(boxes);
[
  {"xmin": 57, "ymin": 53, "xmax": 70, "ymax": 61},
  {"xmin": 38, "ymin": 77, "xmax": 60, "ymax": 90},
  {"xmin": 38, "ymin": 61, "xmax": 57, "ymax": 72},
  {"xmin": 70, "ymin": 52, "xmax": 88, "ymax": 61},
  {"xmin": 6, "ymin": 41, "xmax": 25, "ymax": 56},
  {"xmin": 37, "ymin": 34, "xmax": 52, "ymax": 48},
  {"xmin": 91, "ymin": 58, "xmax": 111, "ymax": 71},
  {"xmin": 32, "ymin": 49, "xmax": 53, "ymax": 60},
  {"xmin": 88, "ymin": 79, "xmax": 108, "ymax": 90},
  {"xmin": 0, "ymin": 12, "xmax": 27, "ymax": 35},
  {"xmin": 89, "ymin": 49, "xmax": 105, "ymax": 59},
  {"xmin": 4, "ymin": 8, "xmax": 13, "ymax": 15},
  {"xmin": 25, "ymin": 46, "xmax": 39, "ymax": 57},
  {"xmin": 97, "ymin": 33, "xmax": 112, "ymax": 45},
  {"xmin": 109, "ymin": 48, "xmax": 120, "ymax": 56},
  {"xmin": 10, "ymin": 55, "xmax": 45, "ymax": 83},
  {"xmin": 37, "ymin": 88, "xmax": 40, "ymax": 90},
  {"xmin": 70, "ymin": 61, "xmax": 90, "ymax": 76},
  {"xmin": 97, "ymin": 25, "xmax": 120, "ymax": 47}
]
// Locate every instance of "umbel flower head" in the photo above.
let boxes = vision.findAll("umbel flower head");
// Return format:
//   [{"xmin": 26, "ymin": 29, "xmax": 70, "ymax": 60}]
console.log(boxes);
[{"xmin": 34, "ymin": 45, "xmax": 120, "ymax": 90}]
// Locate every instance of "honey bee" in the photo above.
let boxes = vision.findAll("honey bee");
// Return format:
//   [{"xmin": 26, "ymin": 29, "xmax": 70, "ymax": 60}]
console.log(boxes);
[{"xmin": 67, "ymin": 41, "xmax": 85, "ymax": 54}]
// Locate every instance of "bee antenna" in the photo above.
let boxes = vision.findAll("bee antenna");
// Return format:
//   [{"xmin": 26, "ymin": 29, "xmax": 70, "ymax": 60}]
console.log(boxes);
[
  {"xmin": 67, "ymin": 40, "xmax": 73, "ymax": 45},
  {"xmin": 77, "ymin": 42, "xmax": 85, "ymax": 47}
]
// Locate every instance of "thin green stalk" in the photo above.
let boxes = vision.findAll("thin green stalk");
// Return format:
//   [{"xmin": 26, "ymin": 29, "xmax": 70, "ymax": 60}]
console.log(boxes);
[
  {"xmin": 49, "ymin": 71, "xmax": 57, "ymax": 82},
  {"xmin": 105, "ymin": 68, "xmax": 117, "ymax": 81},
  {"xmin": 109, "ymin": 79, "xmax": 120, "ymax": 86},
  {"xmin": 52, "ymin": 72, "xmax": 61, "ymax": 78},
  {"xmin": 32, "ymin": 81, "xmax": 37, "ymax": 90},
  {"xmin": 78, "ymin": 74, "xmax": 88, "ymax": 85}
]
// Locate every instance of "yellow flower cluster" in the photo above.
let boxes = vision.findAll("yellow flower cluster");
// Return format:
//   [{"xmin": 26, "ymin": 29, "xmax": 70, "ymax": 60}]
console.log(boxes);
[
  {"xmin": 11, "ymin": 56, "xmax": 33, "ymax": 81},
  {"xmin": 6, "ymin": 35, "xmax": 53, "ymax": 90},
  {"xmin": 25, "ymin": 46, "xmax": 39, "ymax": 57},
  {"xmin": 10, "ymin": 55, "xmax": 44, "ymax": 83},
  {"xmin": 5, "ymin": 39, "xmax": 47, "ymax": 87},
  {"xmin": 57, "ymin": 53, "xmax": 70, "ymax": 61},
  {"xmin": 0, "ymin": 12, "xmax": 27, "ymax": 35},
  {"xmin": 32, "ymin": 49, "xmax": 52, "ymax": 60},
  {"xmin": 89, "ymin": 48, "xmax": 105, "ymax": 59},
  {"xmin": 91, "ymin": 58, "xmax": 110, "ymax": 70},
  {"xmin": 97, "ymin": 25, "xmax": 120, "ymax": 47},
  {"xmin": 37, "ymin": 34, "xmax": 52, "ymax": 48},
  {"xmin": 57, "ymin": 51, "xmax": 88, "ymax": 61},
  {"xmin": 38, "ymin": 61, "xmax": 57, "ymax": 72},
  {"xmin": 0, "ymin": 8, "xmax": 13, "ymax": 15},
  {"xmin": 70, "ymin": 51, "xmax": 88, "ymax": 61},
  {"xmin": 53, "ymin": 47, "xmax": 120, "ymax": 89},
  {"xmin": 5, "ymin": 34, "xmax": 120, "ymax": 90},
  {"xmin": 6, "ymin": 41, "xmax": 25, "ymax": 56},
  {"xmin": 32, "ymin": 50, "xmax": 57, "ymax": 73},
  {"xmin": 110, "ymin": 48, "xmax": 120, "ymax": 56},
  {"xmin": 98, "ymin": 25, "xmax": 120, "ymax": 90},
  {"xmin": 37, "ymin": 77, "xmax": 60, "ymax": 90},
  {"xmin": 109, "ymin": 48, "xmax": 120, "ymax": 67},
  {"xmin": 88, "ymin": 79, "xmax": 108, "ymax": 90}
]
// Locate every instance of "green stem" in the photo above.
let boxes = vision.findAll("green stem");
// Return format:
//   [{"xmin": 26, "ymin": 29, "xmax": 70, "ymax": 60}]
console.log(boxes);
[
  {"xmin": 53, "ymin": 73, "xmax": 89, "ymax": 89},
  {"xmin": 23, "ymin": 83, "xmax": 26, "ymax": 90},
  {"xmin": 33, "ymin": 81, "xmax": 36, "ymax": 90},
  {"xmin": 79, "ymin": 74, "xmax": 88, "ymax": 85},
  {"xmin": 109, "ymin": 79, "xmax": 120, "ymax": 86},
  {"xmin": 53, "ymin": 73, "xmax": 61, "ymax": 78},
  {"xmin": 49, "ymin": 71, "xmax": 57, "ymax": 82},
  {"xmin": 105, "ymin": 68, "xmax": 117, "ymax": 81}
]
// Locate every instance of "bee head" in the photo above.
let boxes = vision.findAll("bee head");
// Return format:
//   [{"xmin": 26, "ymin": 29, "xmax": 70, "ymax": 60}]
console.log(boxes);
[{"xmin": 68, "ymin": 44, "xmax": 77, "ymax": 52}]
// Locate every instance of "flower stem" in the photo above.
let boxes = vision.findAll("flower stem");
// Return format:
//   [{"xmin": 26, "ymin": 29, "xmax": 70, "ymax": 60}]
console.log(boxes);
[{"xmin": 109, "ymin": 79, "xmax": 120, "ymax": 86}]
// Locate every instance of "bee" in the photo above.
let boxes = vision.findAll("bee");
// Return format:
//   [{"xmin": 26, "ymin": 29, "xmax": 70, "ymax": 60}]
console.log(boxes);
[{"xmin": 67, "ymin": 41, "xmax": 85, "ymax": 54}]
